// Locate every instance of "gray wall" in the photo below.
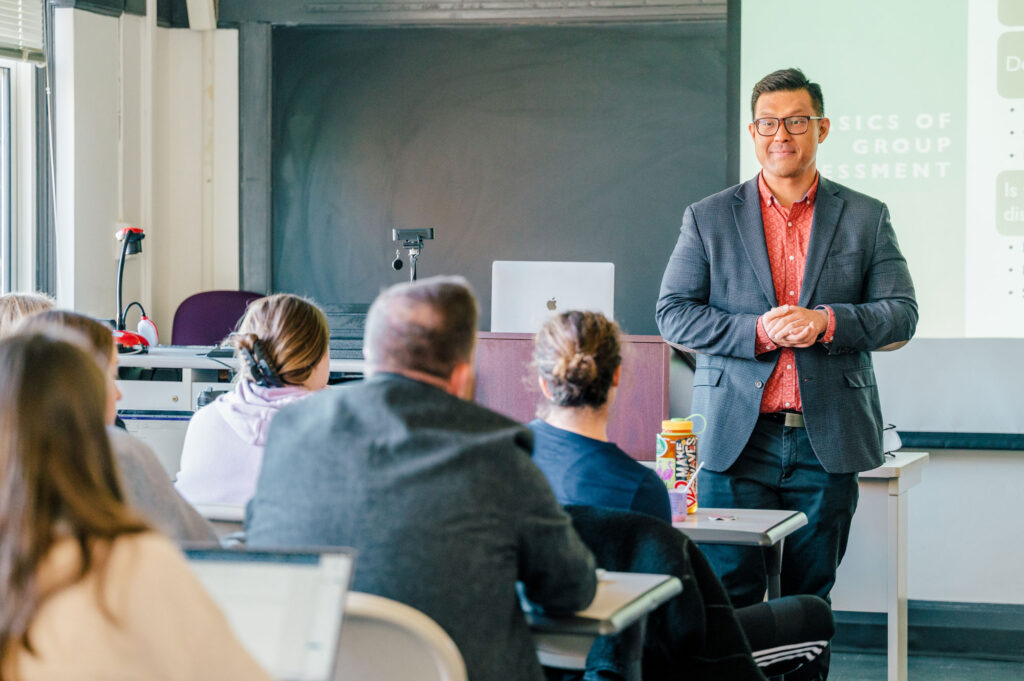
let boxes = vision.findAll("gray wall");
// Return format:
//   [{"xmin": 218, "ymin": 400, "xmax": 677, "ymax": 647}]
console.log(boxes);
[{"xmin": 270, "ymin": 23, "xmax": 728, "ymax": 335}]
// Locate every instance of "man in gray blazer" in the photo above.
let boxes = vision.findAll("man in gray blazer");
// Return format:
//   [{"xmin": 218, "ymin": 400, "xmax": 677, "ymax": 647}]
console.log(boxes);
[
  {"xmin": 657, "ymin": 69, "xmax": 917, "ymax": 679},
  {"xmin": 246, "ymin": 276, "xmax": 597, "ymax": 681}
]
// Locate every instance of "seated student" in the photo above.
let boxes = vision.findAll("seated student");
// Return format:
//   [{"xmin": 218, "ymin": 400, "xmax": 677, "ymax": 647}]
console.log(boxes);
[
  {"xmin": 530, "ymin": 311, "xmax": 671, "ymax": 522},
  {"xmin": 16, "ymin": 310, "xmax": 217, "ymax": 543},
  {"xmin": 176, "ymin": 293, "xmax": 330, "ymax": 506},
  {"xmin": 527, "ymin": 312, "xmax": 833, "ymax": 681},
  {"xmin": 0, "ymin": 333, "xmax": 272, "ymax": 681},
  {"xmin": 247, "ymin": 276, "xmax": 597, "ymax": 681},
  {"xmin": 0, "ymin": 291, "xmax": 54, "ymax": 335}
]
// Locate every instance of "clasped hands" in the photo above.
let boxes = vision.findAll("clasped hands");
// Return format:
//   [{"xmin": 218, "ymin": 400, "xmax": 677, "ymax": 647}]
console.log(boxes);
[{"xmin": 762, "ymin": 305, "xmax": 829, "ymax": 348}]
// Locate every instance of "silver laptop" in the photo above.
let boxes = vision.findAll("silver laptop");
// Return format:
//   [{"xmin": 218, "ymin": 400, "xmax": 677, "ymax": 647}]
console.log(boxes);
[
  {"xmin": 491, "ymin": 261, "xmax": 615, "ymax": 333},
  {"xmin": 184, "ymin": 547, "xmax": 355, "ymax": 681}
]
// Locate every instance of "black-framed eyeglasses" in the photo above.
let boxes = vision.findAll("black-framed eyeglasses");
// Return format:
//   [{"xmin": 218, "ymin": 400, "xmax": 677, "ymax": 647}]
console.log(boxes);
[{"xmin": 752, "ymin": 116, "xmax": 824, "ymax": 136}]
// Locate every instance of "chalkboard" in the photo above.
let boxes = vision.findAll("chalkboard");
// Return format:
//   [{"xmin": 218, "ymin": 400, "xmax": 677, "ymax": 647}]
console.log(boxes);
[{"xmin": 271, "ymin": 23, "xmax": 728, "ymax": 335}]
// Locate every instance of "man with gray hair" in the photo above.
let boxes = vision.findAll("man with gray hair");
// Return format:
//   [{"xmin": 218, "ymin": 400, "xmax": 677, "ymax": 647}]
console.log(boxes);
[{"xmin": 246, "ymin": 275, "xmax": 597, "ymax": 681}]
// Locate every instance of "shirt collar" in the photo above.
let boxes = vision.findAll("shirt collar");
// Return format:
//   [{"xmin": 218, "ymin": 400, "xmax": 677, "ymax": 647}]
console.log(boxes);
[{"xmin": 757, "ymin": 171, "xmax": 820, "ymax": 208}]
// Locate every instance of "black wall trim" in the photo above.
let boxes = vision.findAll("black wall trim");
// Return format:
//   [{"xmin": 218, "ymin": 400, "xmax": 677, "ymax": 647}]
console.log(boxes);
[
  {"xmin": 219, "ymin": 0, "xmax": 727, "ymax": 26},
  {"xmin": 900, "ymin": 432, "xmax": 1024, "ymax": 451},
  {"xmin": 834, "ymin": 601, "xmax": 1024, "ymax": 661},
  {"xmin": 725, "ymin": 0, "xmax": 739, "ymax": 185},
  {"xmin": 50, "ymin": 0, "xmax": 193, "ymax": 25},
  {"xmin": 49, "ymin": 0, "xmax": 131, "ymax": 18},
  {"xmin": 238, "ymin": 22, "xmax": 272, "ymax": 294}
]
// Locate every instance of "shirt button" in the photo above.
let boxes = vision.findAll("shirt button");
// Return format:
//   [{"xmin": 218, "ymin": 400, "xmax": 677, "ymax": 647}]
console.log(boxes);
[
  {"xmin": 789, "ymin": 255, "xmax": 795, "ymax": 260},
  {"xmin": 789, "ymin": 290, "xmax": 795, "ymax": 296},
  {"xmin": 755, "ymin": 381, "xmax": 764, "ymax": 389},
  {"xmin": 787, "ymin": 222, "xmax": 792, "ymax": 227},
  {"xmin": 785, "ymin": 402, "xmax": 791, "ymax": 407},
  {"xmin": 787, "ymin": 365, "xmax": 792, "ymax": 370}
]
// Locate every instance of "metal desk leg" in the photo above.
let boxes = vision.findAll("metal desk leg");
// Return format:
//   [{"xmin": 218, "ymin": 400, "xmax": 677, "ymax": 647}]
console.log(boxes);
[
  {"xmin": 766, "ymin": 539, "xmax": 784, "ymax": 600},
  {"xmin": 887, "ymin": 488, "xmax": 909, "ymax": 681}
]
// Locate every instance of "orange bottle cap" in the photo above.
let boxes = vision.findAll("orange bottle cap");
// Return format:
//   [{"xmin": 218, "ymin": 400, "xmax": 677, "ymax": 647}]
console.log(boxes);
[{"xmin": 661, "ymin": 419, "xmax": 693, "ymax": 432}]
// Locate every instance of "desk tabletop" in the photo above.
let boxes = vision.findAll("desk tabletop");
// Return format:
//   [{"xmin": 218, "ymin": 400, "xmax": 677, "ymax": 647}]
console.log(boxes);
[
  {"xmin": 673, "ymin": 508, "xmax": 808, "ymax": 547},
  {"xmin": 193, "ymin": 502, "xmax": 246, "ymax": 522},
  {"xmin": 118, "ymin": 345, "xmax": 366, "ymax": 373},
  {"xmin": 524, "ymin": 572, "xmax": 681, "ymax": 636},
  {"xmin": 858, "ymin": 450, "xmax": 930, "ymax": 479}
]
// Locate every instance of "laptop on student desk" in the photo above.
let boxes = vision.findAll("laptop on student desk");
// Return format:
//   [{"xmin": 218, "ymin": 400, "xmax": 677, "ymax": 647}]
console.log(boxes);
[
  {"xmin": 184, "ymin": 546, "xmax": 355, "ymax": 681},
  {"xmin": 491, "ymin": 261, "xmax": 615, "ymax": 333}
]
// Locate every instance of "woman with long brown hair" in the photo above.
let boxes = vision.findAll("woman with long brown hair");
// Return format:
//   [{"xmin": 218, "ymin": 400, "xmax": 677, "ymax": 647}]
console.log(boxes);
[
  {"xmin": 0, "ymin": 333, "xmax": 271, "ymax": 680},
  {"xmin": 16, "ymin": 310, "xmax": 216, "ymax": 543}
]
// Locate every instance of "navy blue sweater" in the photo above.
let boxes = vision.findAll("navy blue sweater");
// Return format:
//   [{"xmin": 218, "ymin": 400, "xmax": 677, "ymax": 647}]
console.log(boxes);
[{"xmin": 529, "ymin": 419, "xmax": 671, "ymax": 523}]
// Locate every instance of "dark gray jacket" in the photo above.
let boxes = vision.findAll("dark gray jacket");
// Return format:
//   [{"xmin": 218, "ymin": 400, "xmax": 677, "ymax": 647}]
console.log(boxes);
[
  {"xmin": 657, "ymin": 176, "xmax": 918, "ymax": 474},
  {"xmin": 246, "ymin": 372, "xmax": 597, "ymax": 681}
]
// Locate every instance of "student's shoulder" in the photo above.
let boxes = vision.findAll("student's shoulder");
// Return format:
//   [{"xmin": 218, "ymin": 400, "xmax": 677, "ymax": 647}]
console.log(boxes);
[{"xmin": 106, "ymin": 532, "xmax": 188, "ymax": 585}]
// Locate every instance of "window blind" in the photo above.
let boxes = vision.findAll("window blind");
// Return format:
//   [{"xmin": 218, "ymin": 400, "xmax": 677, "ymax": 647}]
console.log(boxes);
[{"xmin": 0, "ymin": 0, "xmax": 43, "ymax": 63}]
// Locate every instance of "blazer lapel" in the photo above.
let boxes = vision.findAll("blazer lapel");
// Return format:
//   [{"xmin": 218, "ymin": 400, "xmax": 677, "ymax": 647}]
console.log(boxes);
[
  {"xmin": 732, "ymin": 178, "xmax": 777, "ymax": 307},
  {"xmin": 800, "ymin": 177, "xmax": 845, "ymax": 308}
]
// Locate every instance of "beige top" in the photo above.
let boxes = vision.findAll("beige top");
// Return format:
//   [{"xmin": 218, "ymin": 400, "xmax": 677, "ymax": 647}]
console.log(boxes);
[{"xmin": 7, "ymin": 532, "xmax": 273, "ymax": 681}]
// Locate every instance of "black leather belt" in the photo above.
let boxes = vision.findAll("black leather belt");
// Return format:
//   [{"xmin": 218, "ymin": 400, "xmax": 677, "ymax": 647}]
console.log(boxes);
[{"xmin": 761, "ymin": 411, "xmax": 806, "ymax": 428}]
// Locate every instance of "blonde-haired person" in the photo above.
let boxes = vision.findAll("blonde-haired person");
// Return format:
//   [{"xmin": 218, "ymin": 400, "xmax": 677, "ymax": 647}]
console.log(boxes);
[
  {"xmin": 530, "ymin": 310, "xmax": 671, "ymax": 522},
  {"xmin": 16, "ymin": 310, "xmax": 217, "ymax": 543},
  {"xmin": 0, "ymin": 333, "xmax": 273, "ymax": 680},
  {"xmin": 176, "ymin": 293, "xmax": 331, "ymax": 506},
  {"xmin": 0, "ymin": 292, "xmax": 54, "ymax": 336}
]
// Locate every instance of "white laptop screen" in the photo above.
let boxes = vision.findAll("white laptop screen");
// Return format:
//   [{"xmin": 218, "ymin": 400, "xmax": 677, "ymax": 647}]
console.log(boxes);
[
  {"xmin": 185, "ymin": 548, "xmax": 354, "ymax": 681},
  {"xmin": 491, "ymin": 261, "xmax": 615, "ymax": 333}
]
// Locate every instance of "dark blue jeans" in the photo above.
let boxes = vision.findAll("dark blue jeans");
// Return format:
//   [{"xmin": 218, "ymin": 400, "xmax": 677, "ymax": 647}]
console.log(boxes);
[{"xmin": 697, "ymin": 417, "xmax": 859, "ymax": 608}]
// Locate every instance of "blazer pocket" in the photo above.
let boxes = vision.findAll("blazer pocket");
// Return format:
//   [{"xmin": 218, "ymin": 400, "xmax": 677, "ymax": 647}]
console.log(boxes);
[
  {"xmin": 824, "ymin": 250, "xmax": 864, "ymax": 271},
  {"xmin": 693, "ymin": 368, "xmax": 724, "ymax": 387},
  {"xmin": 844, "ymin": 368, "xmax": 877, "ymax": 388}
]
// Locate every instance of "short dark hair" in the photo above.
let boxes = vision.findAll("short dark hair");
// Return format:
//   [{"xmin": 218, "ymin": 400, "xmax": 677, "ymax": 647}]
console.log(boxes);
[
  {"xmin": 364, "ymin": 276, "xmax": 478, "ymax": 379},
  {"xmin": 750, "ymin": 68, "xmax": 824, "ymax": 119}
]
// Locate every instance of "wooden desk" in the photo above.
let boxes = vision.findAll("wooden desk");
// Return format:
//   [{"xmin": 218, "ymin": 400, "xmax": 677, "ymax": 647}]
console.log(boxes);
[
  {"xmin": 831, "ymin": 451, "xmax": 929, "ymax": 681},
  {"xmin": 526, "ymin": 572, "xmax": 682, "ymax": 670},
  {"xmin": 673, "ymin": 508, "xmax": 807, "ymax": 600}
]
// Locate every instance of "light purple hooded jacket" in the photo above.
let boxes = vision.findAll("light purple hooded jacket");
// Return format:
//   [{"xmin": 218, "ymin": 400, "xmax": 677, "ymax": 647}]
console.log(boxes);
[{"xmin": 175, "ymin": 380, "xmax": 314, "ymax": 506}]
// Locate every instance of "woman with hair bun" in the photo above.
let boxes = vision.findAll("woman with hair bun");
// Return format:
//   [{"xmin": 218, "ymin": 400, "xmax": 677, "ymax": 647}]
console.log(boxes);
[
  {"xmin": 530, "ymin": 311, "xmax": 671, "ymax": 523},
  {"xmin": 176, "ymin": 293, "xmax": 330, "ymax": 506}
]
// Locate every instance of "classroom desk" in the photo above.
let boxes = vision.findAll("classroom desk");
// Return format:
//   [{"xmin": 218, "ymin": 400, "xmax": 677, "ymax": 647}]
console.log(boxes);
[
  {"xmin": 194, "ymin": 503, "xmax": 246, "ymax": 542},
  {"xmin": 673, "ymin": 508, "xmax": 807, "ymax": 600},
  {"xmin": 831, "ymin": 451, "xmax": 929, "ymax": 681},
  {"xmin": 525, "ymin": 572, "xmax": 682, "ymax": 670},
  {"xmin": 117, "ymin": 346, "xmax": 364, "ymax": 412}
]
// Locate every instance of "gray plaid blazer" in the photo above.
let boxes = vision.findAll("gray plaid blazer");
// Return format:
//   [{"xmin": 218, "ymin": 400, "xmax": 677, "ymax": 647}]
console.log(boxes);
[{"xmin": 656, "ymin": 175, "xmax": 918, "ymax": 474}]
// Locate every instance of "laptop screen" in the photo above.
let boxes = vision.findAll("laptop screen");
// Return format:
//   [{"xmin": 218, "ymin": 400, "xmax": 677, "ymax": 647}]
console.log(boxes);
[
  {"xmin": 184, "ymin": 547, "xmax": 355, "ymax": 681},
  {"xmin": 491, "ymin": 261, "xmax": 615, "ymax": 333}
]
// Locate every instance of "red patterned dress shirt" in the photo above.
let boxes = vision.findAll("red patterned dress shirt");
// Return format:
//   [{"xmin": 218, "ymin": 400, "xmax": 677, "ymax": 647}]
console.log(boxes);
[{"xmin": 754, "ymin": 171, "xmax": 836, "ymax": 413}]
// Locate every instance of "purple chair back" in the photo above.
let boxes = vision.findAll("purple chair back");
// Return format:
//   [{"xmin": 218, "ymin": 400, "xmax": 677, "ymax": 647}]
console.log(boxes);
[{"xmin": 171, "ymin": 290, "xmax": 264, "ymax": 346}]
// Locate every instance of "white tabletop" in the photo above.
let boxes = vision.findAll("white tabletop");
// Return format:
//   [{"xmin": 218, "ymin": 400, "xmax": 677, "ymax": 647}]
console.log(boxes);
[
  {"xmin": 524, "ymin": 572, "xmax": 681, "ymax": 636},
  {"xmin": 193, "ymin": 502, "xmax": 246, "ymax": 522},
  {"xmin": 118, "ymin": 345, "xmax": 366, "ymax": 373},
  {"xmin": 858, "ymin": 450, "xmax": 930, "ymax": 479},
  {"xmin": 672, "ymin": 508, "xmax": 808, "ymax": 547}
]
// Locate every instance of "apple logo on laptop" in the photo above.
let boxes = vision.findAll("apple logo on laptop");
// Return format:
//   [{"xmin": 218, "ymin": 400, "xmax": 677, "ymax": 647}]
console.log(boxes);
[{"xmin": 546, "ymin": 297, "xmax": 557, "ymax": 311}]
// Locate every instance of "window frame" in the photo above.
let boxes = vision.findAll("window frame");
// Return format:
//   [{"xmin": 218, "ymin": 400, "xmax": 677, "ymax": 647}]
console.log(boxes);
[{"xmin": 0, "ymin": 56, "xmax": 37, "ymax": 294}]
